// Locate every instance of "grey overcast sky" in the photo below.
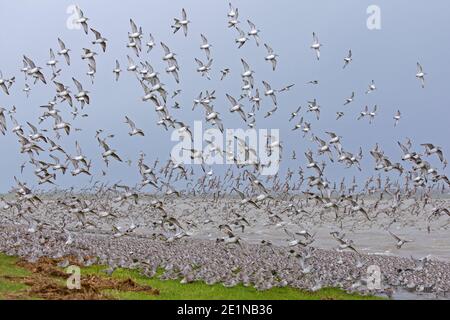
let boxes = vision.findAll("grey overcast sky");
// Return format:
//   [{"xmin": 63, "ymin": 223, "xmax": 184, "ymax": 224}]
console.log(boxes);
[{"xmin": 0, "ymin": 1, "xmax": 449, "ymax": 192}]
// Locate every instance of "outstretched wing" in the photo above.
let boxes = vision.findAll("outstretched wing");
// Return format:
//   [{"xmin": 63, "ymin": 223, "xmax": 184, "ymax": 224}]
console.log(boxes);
[
  {"xmin": 58, "ymin": 38, "xmax": 66, "ymax": 50},
  {"xmin": 72, "ymin": 77, "xmax": 83, "ymax": 92},
  {"xmin": 226, "ymin": 94, "xmax": 237, "ymax": 106},
  {"xmin": 130, "ymin": 19, "xmax": 138, "ymax": 33}
]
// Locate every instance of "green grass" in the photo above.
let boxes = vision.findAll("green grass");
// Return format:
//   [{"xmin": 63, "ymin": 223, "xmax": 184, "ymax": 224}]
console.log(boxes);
[
  {"xmin": 0, "ymin": 253, "xmax": 383, "ymax": 300},
  {"xmin": 0, "ymin": 254, "xmax": 30, "ymax": 278},
  {"xmin": 0, "ymin": 254, "xmax": 31, "ymax": 299}
]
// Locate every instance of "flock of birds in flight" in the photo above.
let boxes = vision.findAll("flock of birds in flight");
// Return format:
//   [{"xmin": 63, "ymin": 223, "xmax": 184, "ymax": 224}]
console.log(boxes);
[{"xmin": 0, "ymin": 3, "xmax": 449, "ymax": 254}]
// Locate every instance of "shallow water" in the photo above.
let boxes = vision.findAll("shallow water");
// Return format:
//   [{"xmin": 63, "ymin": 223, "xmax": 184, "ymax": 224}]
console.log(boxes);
[
  {"xmin": 121, "ymin": 197, "xmax": 450, "ymax": 262},
  {"xmin": 2, "ymin": 196, "xmax": 449, "ymax": 262},
  {"xmin": 156, "ymin": 197, "xmax": 450, "ymax": 262}
]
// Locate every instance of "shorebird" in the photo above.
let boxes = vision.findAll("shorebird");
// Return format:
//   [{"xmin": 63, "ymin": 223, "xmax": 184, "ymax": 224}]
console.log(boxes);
[
  {"xmin": 0, "ymin": 108, "xmax": 7, "ymax": 135},
  {"xmin": 325, "ymin": 131, "xmax": 342, "ymax": 149},
  {"xmin": 262, "ymin": 81, "xmax": 278, "ymax": 105},
  {"xmin": 161, "ymin": 42, "xmax": 178, "ymax": 67},
  {"xmin": 203, "ymin": 105, "xmax": 224, "ymax": 133},
  {"xmin": 53, "ymin": 114, "xmax": 71, "ymax": 135},
  {"xmin": 141, "ymin": 78, "xmax": 167, "ymax": 102},
  {"xmin": 113, "ymin": 60, "xmax": 122, "ymax": 81},
  {"xmin": 23, "ymin": 56, "xmax": 46, "ymax": 84},
  {"xmin": 247, "ymin": 20, "xmax": 261, "ymax": 46},
  {"xmin": 90, "ymin": 28, "xmax": 108, "ymax": 52},
  {"xmin": 47, "ymin": 138, "xmax": 65, "ymax": 154},
  {"xmin": 46, "ymin": 49, "xmax": 58, "ymax": 71},
  {"xmin": 289, "ymin": 106, "xmax": 301, "ymax": 122},
  {"xmin": 127, "ymin": 55, "xmax": 138, "ymax": 72},
  {"xmin": 146, "ymin": 33, "xmax": 155, "ymax": 53},
  {"xmin": 307, "ymin": 99, "xmax": 320, "ymax": 120},
  {"xmin": 232, "ymin": 188, "xmax": 259, "ymax": 209},
  {"xmin": 172, "ymin": 89, "xmax": 181, "ymax": 99},
  {"xmin": 284, "ymin": 229, "xmax": 311, "ymax": 248},
  {"xmin": 72, "ymin": 77, "xmax": 90, "ymax": 108},
  {"xmin": 51, "ymin": 68, "xmax": 62, "ymax": 81},
  {"xmin": 368, "ymin": 105, "xmax": 378, "ymax": 123},
  {"xmin": 415, "ymin": 62, "xmax": 426, "ymax": 88},
  {"xmin": 250, "ymin": 89, "xmax": 261, "ymax": 110},
  {"xmin": 421, "ymin": 144, "xmax": 444, "ymax": 162},
  {"xmin": 20, "ymin": 60, "xmax": 29, "ymax": 80},
  {"xmin": 264, "ymin": 43, "xmax": 278, "ymax": 71},
  {"xmin": 128, "ymin": 19, "xmax": 143, "ymax": 47},
  {"xmin": 279, "ymin": 84, "xmax": 295, "ymax": 92},
  {"xmin": 305, "ymin": 150, "xmax": 323, "ymax": 175},
  {"xmin": 200, "ymin": 34, "xmax": 212, "ymax": 59},
  {"xmin": 248, "ymin": 171, "xmax": 269, "ymax": 194},
  {"xmin": 127, "ymin": 41, "xmax": 141, "ymax": 58},
  {"xmin": 226, "ymin": 94, "xmax": 247, "ymax": 122},
  {"xmin": 0, "ymin": 71, "xmax": 11, "ymax": 95},
  {"xmin": 365, "ymin": 80, "xmax": 377, "ymax": 94},
  {"xmin": 75, "ymin": 6, "xmax": 89, "ymax": 34},
  {"xmin": 70, "ymin": 159, "xmax": 91, "ymax": 176},
  {"xmin": 397, "ymin": 141, "xmax": 418, "ymax": 162},
  {"xmin": 27, "ymin": 121, "xmax": 47, "ymax": 143},
  {"xmin": 344, "ymin": 92, "xmax": 355, "ymax": 105},
  {"xmin": 55, "ymin": 38, "xmax": 70, "ymax": 66},
  {"xmin": 86, "ymin": 62, "xmax": 96, "ymax": 84},
  {"xmin": 310, "ymin": 32, "xmax": 322, "ymax": 60},
  {"xmin": 430, "ymin": 207, "xmax": 450, "ymax": 219},
  {"xmin": 227, "ymin": 2, "xmax": 237, "ymax": 18},
  {"xmin": 172, "ymin": 8, "xmax": 190, "ymax": 36},
  {"xmin": 336, "ymin": 111, "xmax": 344, "ymax": 120},
  {"xmin": 124, "ymin": 116, "xmax": 144, "ymax": 136},
  {"xmin": 217, "ymin": 226, "xmax": 242, "ymax": 247},
  {"xmin": 315, "ymin": 136, "xmax": 334, "ymax": 162},
  {"xmin": 240, "ymin": 59, "xmax": 254, "ymax": 86},
  {"xmin": 358, "ymin": 106, "xmax": 369, "ymax": 120},
  {"xmin": 292, "ymin": 118, "xmax": 303, "ymax": 131},
  {"xmin": 98, "ymin": 138, "xmax": 122, "ymax": 164},
  {"xmin": 349, "ymin": 200, "xmax": 371, "ymax": 221},
  {"xmin": 343, "ymin": 50, "xmax": 352, "ymax": 68},
  {"xmin": 139, "ymin": 60, "xmax": 155, "ymax": 76},
  {"xmin": 81, "ymin": 48, "xmax": 97, "ymax": 67},
  {"xmin": 301, "ymin": 122, "xmax": 311, "ymax": 136},
  {"xmin": 235, "ymin": 28, "xmax": 248, "ymax": 48},
  {"xmin": 240, "ymin": 79, "xmax": 252, "ymax": 98},
  {"xmin": 334, "ymin": 236, "xmax": 359, "ymax": 253},
  {"xmin": 228, "ymin": 5, "xmax": 240, "ymax": 28},
  {"xmin": 166, "ymin": 60, "xmax": 180, "ymax": 83},
  {"xmin": 393, "ymin": 110, "xmax": 401, "ymax": 127},
  {"xmin": 194, "ymin": 58, "xmax": 213, "ymax": 79},
  {"xmin": 389, "ymin": 231, "xmax": 413, "ymax": 249},
  {"xmin": 69, "ymin": 141, "xmax": 88, "ymax": 167},
  {"xmin": 127, "ymin": 40, "xmax": 141, "ymax": 58},
  {"xmin": 10, "ymin": 116, "xmax": 23, "ymax": 135},
  {"xmin": 220, "ymin": 68, "xmax": 230, "ymax": 80},
  {"xmin": 54, "ymin": 81, "xmax": 73, "ymax": 107}
]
